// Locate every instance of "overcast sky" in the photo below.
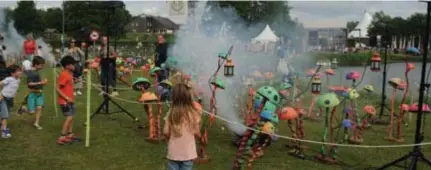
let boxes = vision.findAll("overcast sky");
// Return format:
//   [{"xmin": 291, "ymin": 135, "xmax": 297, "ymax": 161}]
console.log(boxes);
[{"xmin": 0, "ymin": 1, "xmax": 427, "ymax": 28}]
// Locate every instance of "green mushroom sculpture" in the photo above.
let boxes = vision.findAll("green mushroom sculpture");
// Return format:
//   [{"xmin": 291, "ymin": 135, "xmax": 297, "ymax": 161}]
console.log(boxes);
[{"xmin": 315, "ymin": 93, "xmax": 340, "ymax": 163}]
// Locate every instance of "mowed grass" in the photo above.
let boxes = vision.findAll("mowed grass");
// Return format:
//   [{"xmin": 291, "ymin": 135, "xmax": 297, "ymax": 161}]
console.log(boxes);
[{"xmin": 1, "ymin": 67, "xmax": 431, "ymax": 170}]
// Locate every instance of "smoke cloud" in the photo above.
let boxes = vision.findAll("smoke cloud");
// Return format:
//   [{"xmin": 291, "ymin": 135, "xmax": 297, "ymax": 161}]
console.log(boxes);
[
  {"xmin": 0, "ymin": 8, "xmax": 55, "ymax": 64},
  {"xmin": 169, "ymin": 2, "xmax": 306, "ymax": 135}
]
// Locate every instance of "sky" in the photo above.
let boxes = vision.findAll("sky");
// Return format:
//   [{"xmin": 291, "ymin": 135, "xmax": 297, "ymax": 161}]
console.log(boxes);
[{"xmin": 0, "ymin": 1, "xmax": 427, "ymax": 28}]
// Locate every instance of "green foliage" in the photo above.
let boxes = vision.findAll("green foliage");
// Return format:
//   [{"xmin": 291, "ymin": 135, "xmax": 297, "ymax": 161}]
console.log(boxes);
[
  {"xmin": 40, "ymin": 7, "xmax": 63, "ymax": 33},
  {"xmin": 206, "ymin": 1, "xmax": 301, "ymax": 40},
  {"xmin": 63, "ymin": 1, "xmax": 132, "ymax": 39},
  {"xmin": 346, "ymin": 20, "xmax": 359, "ymax": 31},
  {"xmin": 12, "ymin": 1, "xmax": 44, "ymax": 36},
  {"xmin": 367, "ymin": 11, "xmax": 427, "ymax": 49}
]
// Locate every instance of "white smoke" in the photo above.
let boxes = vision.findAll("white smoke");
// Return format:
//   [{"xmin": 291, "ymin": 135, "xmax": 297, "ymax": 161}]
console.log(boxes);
[
  {"xmin": 0, "ymin": 8, "xmax": 55, "ymax": 64},
  {"xmin": 169, "ymin": 2, "xmax": 299, "ymax": 135}
]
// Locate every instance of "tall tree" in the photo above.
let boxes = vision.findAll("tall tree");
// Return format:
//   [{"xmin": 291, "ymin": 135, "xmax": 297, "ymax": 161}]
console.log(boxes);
[
  {"xmin": 346, "ymin": 21, "xmax": 359, "ymax": 31},
  {"xmin": 40, "ymin": 7, "xmax": 63, "ymax": 32},
  {"xmin": 205, "ymin": 1, "xmax": 297, "ymax": 40},
  {"xmin": 13, "ymin": 1, "xmax": 44, "ymax": 36},
  {"xmin": 368, "ymin": 11, "xmax": 392, "ymax": 45},
  {"xmin": 390, "ymin": 17, "xmax": 406, "ymax": 48},
  {"xmin": 63, "ymin": 1, "xmax": 132, "ymax": 40}
]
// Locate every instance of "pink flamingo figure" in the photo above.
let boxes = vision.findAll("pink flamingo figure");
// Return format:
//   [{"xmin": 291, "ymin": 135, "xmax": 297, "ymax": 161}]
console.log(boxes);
[{"xmin": 395, "ymin": 62, "xmax": 414, "ymax": 142}]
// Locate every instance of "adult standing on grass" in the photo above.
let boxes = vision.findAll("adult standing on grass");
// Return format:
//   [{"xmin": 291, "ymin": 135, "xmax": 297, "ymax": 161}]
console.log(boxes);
[
  {"xmin": 67, "ymin": 39, "xmax": 85, "ymax": 96},
  {"xmin": 56, "ymin": 56, "xmax": 81, "ymax": 145},
  {"xmin": 155, "ymin": 35, "xmax": 169, "ymax": 82},
  {"xmin": 23, "ymin": 34, "xmax": 37, "ymax": 61},
  {"xmin": 98, "ymin": 36, "xmax": 118, "ymax": 96}
]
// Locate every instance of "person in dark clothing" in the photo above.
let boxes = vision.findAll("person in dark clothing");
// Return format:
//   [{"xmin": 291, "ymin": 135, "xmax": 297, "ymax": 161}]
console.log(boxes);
[
  {"xmin": 154, "ymin": 35, "xmax": 169, "ymax": 82},
  {"xmin": 98, "ymin": 36, "xmax": 118, "ymax": 96}
]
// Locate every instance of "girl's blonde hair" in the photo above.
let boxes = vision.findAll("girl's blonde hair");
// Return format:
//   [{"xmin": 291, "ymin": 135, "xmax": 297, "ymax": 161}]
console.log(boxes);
[{"xmin": 167, "ymin": 83, "xmax": 199, "ymax": 137}]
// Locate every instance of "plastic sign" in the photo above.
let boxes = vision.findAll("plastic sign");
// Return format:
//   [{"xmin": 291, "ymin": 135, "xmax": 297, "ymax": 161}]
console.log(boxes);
[{"xmin": 90, "ymin": 30, "xmax": 99, "ymax": 41}]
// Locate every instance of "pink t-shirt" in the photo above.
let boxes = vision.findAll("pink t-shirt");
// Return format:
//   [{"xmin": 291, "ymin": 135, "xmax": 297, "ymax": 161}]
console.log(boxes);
[{"xmin": 164, "ymin": 112, "xmax": 200, "ymax": 161}]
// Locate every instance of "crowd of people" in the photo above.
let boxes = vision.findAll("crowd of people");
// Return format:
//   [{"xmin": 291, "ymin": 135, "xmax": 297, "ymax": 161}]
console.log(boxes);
[{"xmin": 0, "ymin": 33, "xmax": 203, "ymax": 170}]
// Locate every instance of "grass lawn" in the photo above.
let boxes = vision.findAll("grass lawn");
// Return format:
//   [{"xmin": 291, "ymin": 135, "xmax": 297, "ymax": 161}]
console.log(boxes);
[{"xmin": 1, "ymin": 67, "xmax": 431, "ymax": 170}]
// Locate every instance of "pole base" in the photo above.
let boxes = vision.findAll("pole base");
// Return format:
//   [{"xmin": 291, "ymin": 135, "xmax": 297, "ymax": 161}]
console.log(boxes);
[
  {"xmin": 315, "ymin": 154, "xmax": 337, "ymax": 164},
  {"xmin": 285, "ymin": 143, "xmax": 308, "ymax": 150},
  {"xmin": 371, "ymin": 119, "xmax": 389, "ymax": 125},
  {"xmin": 194, "ymin": 155, "xmax": 211, "ymax": 164},
  {"xmin": 304, "ymin": 116, "xmax": 321, "ymax": 121},
  {"xmin": 288, "ymin": 149, "xmax": 305, "ymax": 159},
  {"xmin": 348, "ymin": 137, "xmax": 363, "ymax": 145},
  {"xmin": 146, "ymin": 136, "xmax": 165, "ymax": 143}
]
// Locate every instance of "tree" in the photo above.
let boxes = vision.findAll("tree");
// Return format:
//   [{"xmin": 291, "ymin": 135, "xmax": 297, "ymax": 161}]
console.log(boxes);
[
  {"xmin": 63, "ymin": 1, "xmax": 132, "ymax": 40},
  {"xmin": 390, "ymin": 17, "xmax": 406, "ymax": 48},
  {"xmin": 346, "ymin": 21, "xmax": 359, "ymax": 31},
  {"xmin": 205, "ymin": 1, "xmax": 297, "ymax": 40},
  {"xmin": 40, "ymin": 7, "xmax": 63, "ymax": 32},
  {"xmin": 13, "ymin": 1, "xmax": 44, "ymax": 36},
  {"xmin": 368, "ymin": 11, "xmax": 392, "ymax": 46}
]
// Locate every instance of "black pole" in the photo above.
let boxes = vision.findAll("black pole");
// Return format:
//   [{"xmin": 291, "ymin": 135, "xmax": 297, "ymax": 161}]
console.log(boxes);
[
  {"xmin": 378, "ymin": 27, "xmax": 389, "ymax": 120},
  {"xmin": 375, "ymin": 2, "xmax": 431, "ymax": 169},
  {"xmin": 410, "ymin": 2, "xmax": 430, "ymax": 169}
]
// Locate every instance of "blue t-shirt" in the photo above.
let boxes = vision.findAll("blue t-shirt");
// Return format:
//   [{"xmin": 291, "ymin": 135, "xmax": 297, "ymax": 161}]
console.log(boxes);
[{"xmin": 277, "ymin": 48, "xmax": 285, "ymax": 58}]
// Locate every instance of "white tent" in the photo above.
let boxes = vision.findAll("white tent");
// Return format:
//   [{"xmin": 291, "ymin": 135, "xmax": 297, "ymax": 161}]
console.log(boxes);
[
  {"xmin": 348, "ymin": 11, "xmax": 373, "ymax": 38},
  {"xmin": 252, "ymin": 25, "xmax": 279, "ymax": 42}
]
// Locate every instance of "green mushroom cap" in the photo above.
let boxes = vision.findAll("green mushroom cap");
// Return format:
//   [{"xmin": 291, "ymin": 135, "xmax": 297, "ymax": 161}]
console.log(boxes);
[
  {"xmin": 160, "ymin": 80, "xmax": 173, "ymax": 89},
  {"xmin": 256, "ymin": 86, "xmax": 281, "ymax": 105},
  {"xmin": 218, "ymin": 52, "xmax": 228, "ymax": 59},
  {"xmin": 132, "ymin": 77, "xmax": 151, "ymax": 91},
  {"xmin": 166, "ymin": 57, "xmax": 178, "ymax": 68},
  {"xmin": 316, "ymin": 93, "xmax": 340, "ymax": 108},
  {"xmin": 149, "ymin": 67, "xmax": 162, "ymax": 76},
  {"xmin": 210, "ymin": 77, "xmax": 225, "ymax": 89},
  {"xmin": 279, "ymin": 82, "xmax": 292, "ymax": 91},
  {"xmin": 262, "ymin": 102, "xmax": 278, "ymax": 113}
]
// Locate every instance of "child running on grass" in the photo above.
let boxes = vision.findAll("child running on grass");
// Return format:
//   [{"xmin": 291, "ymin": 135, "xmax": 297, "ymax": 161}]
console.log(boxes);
[
  {"xmin": 163, "ymin": 83, "xmax": 201, "ymax": 170},
  {"xmin": 56, "ymin": 56, "xmax": 80, "ymax": 145},
  {"xmin": 24, "ymin": 56, "xmax": 47, "ymax": 130},
  {"xmin": 0, "ymin": 65, "xmax": 22, "ymax": 138}
]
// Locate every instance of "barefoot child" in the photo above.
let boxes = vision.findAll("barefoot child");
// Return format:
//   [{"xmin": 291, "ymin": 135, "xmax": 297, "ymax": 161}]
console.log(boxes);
[
  {"xmin": 0, "ymin": 65, "xmax": 22, "ymax": 138},
  {"xmin": 26, "ymin": 56, "xmax": 47, "ymax": 130},
  {"xmin": 164, "ymin": 83, "xmax": 201, "ymax": 170},
  {"xmin": 56, "ymin": 56, "xmax": 80, "ymax": 145}
]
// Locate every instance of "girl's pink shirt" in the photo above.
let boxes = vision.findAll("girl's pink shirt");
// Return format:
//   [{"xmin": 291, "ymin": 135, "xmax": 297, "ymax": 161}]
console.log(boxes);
[{"xmin": 164, "ymin": 112, "xmax": 200, "ymax": 161}]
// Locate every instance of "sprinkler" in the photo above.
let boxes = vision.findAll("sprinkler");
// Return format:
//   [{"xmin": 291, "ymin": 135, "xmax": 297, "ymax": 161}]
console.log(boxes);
[
  {"xmin": 385, "ymin": 78, "xmax": 406, "ymax": 141},
  {"xmin": 315, "ymin": 93, "xmax": 340, "ymax": 163}
]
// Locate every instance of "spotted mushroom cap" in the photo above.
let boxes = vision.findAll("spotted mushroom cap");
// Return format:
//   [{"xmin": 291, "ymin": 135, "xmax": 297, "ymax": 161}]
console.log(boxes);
[
  {"xmin": 256, "ymin": 86, "xmax": 281, "ymax": 105},
  {"xmin": 316, "ymin": 93, "xmax": 340, "ymax": 108}
]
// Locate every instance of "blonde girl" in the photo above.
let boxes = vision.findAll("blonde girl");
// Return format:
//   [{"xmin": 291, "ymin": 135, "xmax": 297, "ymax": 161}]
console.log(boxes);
[{"xmin": 163, "ymin": 83, "xmax": 201, "ymax": 170}]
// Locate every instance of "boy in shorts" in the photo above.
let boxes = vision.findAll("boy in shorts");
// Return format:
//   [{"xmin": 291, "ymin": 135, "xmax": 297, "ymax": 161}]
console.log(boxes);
[
  {"xmin": 0, "ymin": 65, "xmax": 23, "ymax": 138},
  {"xmin": 56, "ymin": 56, "xmax": 80, "ymax": 145},
  {"xmin": 26, "ymin": 56, "xmax": 47, "ymax": 130}
]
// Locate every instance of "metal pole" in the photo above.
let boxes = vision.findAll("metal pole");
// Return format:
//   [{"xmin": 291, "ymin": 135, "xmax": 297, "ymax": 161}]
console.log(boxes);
[
  {"xmin": 378, "ymin": 27, "xmax": 389, "ymax": 120},
  {"xmin": 61, "ymin": 0, "xmax": 65, "ymax": 56},
  {"xmin": 410, "ymin": 2, "xmax": 430, "ymax": 169}
]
